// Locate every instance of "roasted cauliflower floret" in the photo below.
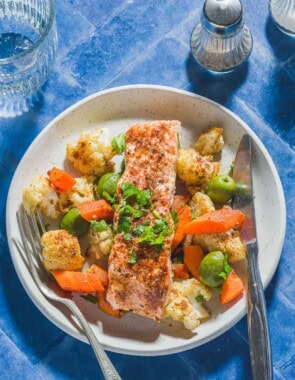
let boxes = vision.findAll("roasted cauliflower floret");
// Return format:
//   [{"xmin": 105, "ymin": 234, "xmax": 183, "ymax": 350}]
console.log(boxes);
[
  {"xmin": 66, "ymin": 128, "xmax": 115, "ymax": 176},
  {"xmin": 59, "ymin": 177, "xmax": 94, "ymax": 213},
  {"xmin": 193, "ymin": 229, "xmax": 246, "ymax": 263},
  {"xmin": 41, "ymin": 230, "xmax": 84, "ymax": 271},
  {"xmin": 87, "ymin": 222, "xmax": 114, "ymax": 260},
  {"xmin": 164, "ymin": 278, "xmax": 212, "ymax": 330},
  {"xmin": 190, "ymin": 192, "xmax": 215, "ymax": 218},
  {"xmin": 22, "ymin": 176, "xmax": 61, "ymax": 219},
  {"xmin": 177, "ymin": 149, "xmax": 220, "ymax": 194},
  {"xmin": 195, "ymin": 127, "xmax": 224, "ymax": 156}
]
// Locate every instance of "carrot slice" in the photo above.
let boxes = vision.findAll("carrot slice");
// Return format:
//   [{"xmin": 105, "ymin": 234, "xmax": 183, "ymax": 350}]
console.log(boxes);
[
  {"xmin": 184, "ymin": 245, "xmax": 204, "ymax": 279},
  {"xmin": 51, "ymin": 270, "xmax": 104, "ymax": 293},
  {"xmin": 77, "ymin": 200, "xmax": 114, "ymax": 222},
  {"xmin": 220, "ymin": 271, "xmax": 244, "ymax": 304},
  {"xmin": 171, "ymin": 205, "xmax": 192, "ymax": 251},
  {"xmin": 87, "ymin": 264, "xmax": 108, "ymax": 287},
  {"xmin": 183, "ymin": 209, "xmax": 245, "ymax": 235},
  {"xmin": 98, "ymin": 291, "xmax": 121, "ymax": 318},
  {"xmin": 48, "ymin": 167, "xmax": 76, "ymax": 191},
  {"xmin": 171, "ymin": 194, "xmax": 190, "ymax": 211},
  {"xmin": 172, "ymin": 263, "xmax": 190, "ymax": 279}
]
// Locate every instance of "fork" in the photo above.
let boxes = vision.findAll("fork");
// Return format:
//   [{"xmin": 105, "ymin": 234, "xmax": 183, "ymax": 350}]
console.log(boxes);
[{"xmin": 17, "ymin": 206, "xmax": 121, "ymax": 380}]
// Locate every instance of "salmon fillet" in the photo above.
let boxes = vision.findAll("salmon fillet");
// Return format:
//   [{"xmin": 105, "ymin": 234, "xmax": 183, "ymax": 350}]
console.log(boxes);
[{"xmin": 106, "ymin": 120, "xmax": 180, "ymax": 320}]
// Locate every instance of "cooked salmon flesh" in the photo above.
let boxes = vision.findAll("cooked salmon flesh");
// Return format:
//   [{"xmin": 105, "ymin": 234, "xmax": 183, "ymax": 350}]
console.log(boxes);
[{"xmin": 106, "ymin": 120, "xmax": 180, "ymax": 320}]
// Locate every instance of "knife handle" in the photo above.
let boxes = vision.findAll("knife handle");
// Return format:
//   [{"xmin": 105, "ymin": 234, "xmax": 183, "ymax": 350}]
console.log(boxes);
[{"xmin": 247, "ymin": 242, "xmax": 273, "ymax": 380}]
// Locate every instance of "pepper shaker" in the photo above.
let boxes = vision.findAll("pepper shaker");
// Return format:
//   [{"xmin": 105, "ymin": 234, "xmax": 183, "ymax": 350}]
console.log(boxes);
[{"xmin": 191, "ymin": 0, "xmax": 253, "ymax": 73}]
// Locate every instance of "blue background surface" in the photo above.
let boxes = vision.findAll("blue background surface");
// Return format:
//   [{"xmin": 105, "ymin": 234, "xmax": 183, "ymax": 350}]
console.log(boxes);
[{"xmin": 0, "ymin": 0, "xmax": 294, "ymax": 379}]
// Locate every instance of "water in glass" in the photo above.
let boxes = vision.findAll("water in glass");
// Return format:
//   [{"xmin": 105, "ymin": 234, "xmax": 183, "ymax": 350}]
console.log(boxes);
[{"xmin": 0, "ymin": 0, "xmax": 57, "ymax": 116}]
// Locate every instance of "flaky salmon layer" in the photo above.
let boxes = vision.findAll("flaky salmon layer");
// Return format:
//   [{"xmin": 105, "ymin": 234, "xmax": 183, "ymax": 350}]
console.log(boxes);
[{"xmin": 106, "ymin": 120, "xmax": 180, "ymax": 320}]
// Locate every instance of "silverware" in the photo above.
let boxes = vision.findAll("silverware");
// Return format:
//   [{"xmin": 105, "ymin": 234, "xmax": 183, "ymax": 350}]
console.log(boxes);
[
  {"xmin": 232, "ymin": 134, "xmax": 273, "ymax": 380},
  {"xmin": 16, "ymin": 207, "xmax": 121, "ymax": 380}
]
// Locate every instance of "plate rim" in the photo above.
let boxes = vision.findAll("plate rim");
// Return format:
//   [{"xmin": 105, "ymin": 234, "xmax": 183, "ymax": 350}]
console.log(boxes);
[{"xmin": 6, "ymin": 84, "xmax": 286, "ymax": 356}]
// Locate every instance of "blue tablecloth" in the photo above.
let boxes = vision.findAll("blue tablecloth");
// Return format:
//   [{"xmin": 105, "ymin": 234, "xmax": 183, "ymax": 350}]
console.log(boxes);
[{"xmin": 0, "ymin": 1, "xmax": 294, "ymax": 379}]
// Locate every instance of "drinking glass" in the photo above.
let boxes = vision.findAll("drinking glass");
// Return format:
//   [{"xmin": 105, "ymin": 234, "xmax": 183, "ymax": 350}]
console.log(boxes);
[{"xmin": 0, "ymin": 0, "xmax": 57, "ymax": 116}]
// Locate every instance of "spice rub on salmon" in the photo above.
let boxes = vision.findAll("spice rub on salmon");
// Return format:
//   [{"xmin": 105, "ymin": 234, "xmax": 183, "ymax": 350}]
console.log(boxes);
[{"xmin": 106, "ymin": 120, "xmax": 180, "ymax": 320}]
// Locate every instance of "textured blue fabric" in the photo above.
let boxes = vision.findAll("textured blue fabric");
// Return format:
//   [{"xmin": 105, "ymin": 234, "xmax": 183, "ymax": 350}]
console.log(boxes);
[{"xmin": 0, "ymin": 0, "xmax": 294, "ymax": 379}]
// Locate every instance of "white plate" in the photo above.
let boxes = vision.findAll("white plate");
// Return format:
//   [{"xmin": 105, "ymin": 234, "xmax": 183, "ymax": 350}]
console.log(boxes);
[{"xmin": 6, "ymin": 85, "xmax": 286, "ymax": 356}]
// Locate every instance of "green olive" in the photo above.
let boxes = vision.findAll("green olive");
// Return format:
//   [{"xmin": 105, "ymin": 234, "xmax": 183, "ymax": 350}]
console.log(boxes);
[
  {"xmin": 206, "ymin": 174, "xmax": 236, "ymax": 203},
  {"xmin": 59, "ymin": 208, "xmax": 89, "ymax": 237},
  {"xmin": 199, "ymin": 251, "xmax": 225, "ymax": 288},
  {"xmin": 95, "ymin": 173, "xmax": 120, "ymax": 200}
]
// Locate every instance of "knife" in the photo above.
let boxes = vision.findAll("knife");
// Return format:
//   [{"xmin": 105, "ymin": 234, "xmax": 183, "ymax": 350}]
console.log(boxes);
[{"xmin": 232, "ymin": 134, "xmax": 273, "ymax": 380}]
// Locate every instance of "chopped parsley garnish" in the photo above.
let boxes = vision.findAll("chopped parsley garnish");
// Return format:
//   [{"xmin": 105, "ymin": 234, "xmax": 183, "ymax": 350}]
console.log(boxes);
[
  {"xmin": 91, "ymin": 220, "xmax": 108, "ymax": 232},
  {"xmin": 136, "ymin": 189, "xmax": 151, "ymax": 206},
  {"xmin": 133, "ymin": 209, "xmax": 145, "ymax": 219},
  {"xmin": 121, "ymin": 182, "xmax": 139, "ymax": 199},
  {"xmin": 133, "ymin": 224, "xmax": 146, "ymax": 236},
  {"xmin": 170, "ymin": 210, "xmax": 179, "ymax": 225},
  {"xmin": 138, "ymin": 226, "xmax": 155, "ymax": 244},
  {"xmin": 111, "ymin": 133, "xmax": 126, "ymax": 155},
  {"xmin": 153, "ymin": 219, "xmax": 165, "ymax": 234},
  {"xmin": 152, "ymin": 210, "xmax": 161, "ymax": 219},
  {"xmin": 102, "ymin": 191, "xmax": 112, "ymax": 202},
  {"xmin": 112, "ymin": 202, "xmax": 119, "ymax": 210},
  {"xmin": 196, "ymin": 294, "xmax": 205, "ymax": 302},
  {"xmin": 219, "ymin": 254, "xmax": 232, "ymax": 281},
  {"xmin": 157, "ymin": 216, "xmax": 173, "ymax": 235},
  {"xmin": 219, "ymin": 272, "xmax": 227, "ymax": 281},
  {"xmin": 81, "ymin": 294, "xmax": 97, "ymax": 304},
  {"xmin": 119, "ymin": 204, "xmax": 134, "ymax": 216},
  {"xmin": 120, "ymin": 159, "xmax": 125, "ymax": 174},
  {"xmin": 137, "ymin": 218, "xmax": 173, "ymax": 248},
  {"xmin": 223, "ymin": 254, "xmax": 232, "ymax": 274},
  {"xmin": 127, "ymin": 248, "xmax": 137, "ymax": 264},
  {"xmin": 116, "ymin": 182, "xmax": 173, "ymax": 248},
  {"xmin": 119, "ymin": 204, "xmax": 144, "ymax": 219},
  {"xmin": 117, "ymin": 215, "xmax": 131, "ymax": 233},
  {"xmin": 153, "ymin": 232, "xmax": 166, "ymax": 247},
  {"xmin": 102, "ymin": 190, "xmax": 118, "ymax": 205},
  {"xmin": 121, "ymin": 182, "xmax": 151, "ymax": 206},
  {"xmin": 123, "ymin": 233, "xmax": 132, "ymax": 241}
]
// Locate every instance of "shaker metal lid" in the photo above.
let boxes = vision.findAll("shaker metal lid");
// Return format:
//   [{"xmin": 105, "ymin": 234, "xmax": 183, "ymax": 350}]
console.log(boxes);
[{"xmin": 202, "ymin": 0, "xmax": 244, "ymax": 34}]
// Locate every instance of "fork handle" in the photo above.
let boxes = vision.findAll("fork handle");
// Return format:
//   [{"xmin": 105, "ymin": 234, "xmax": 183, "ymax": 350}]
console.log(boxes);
[
  {"xmin": 247, "ymin": 242, "xmax": 273, "ymax": 380},
  {"xmin": 66, "ymin": 301, "xmax": 122, "ymax": 380}
]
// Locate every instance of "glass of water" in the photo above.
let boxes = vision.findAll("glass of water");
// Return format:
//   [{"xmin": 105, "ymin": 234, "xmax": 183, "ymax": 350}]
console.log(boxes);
[{"xmin": 0, "ymin": 0, "xmax": 57, "ymax": 116}]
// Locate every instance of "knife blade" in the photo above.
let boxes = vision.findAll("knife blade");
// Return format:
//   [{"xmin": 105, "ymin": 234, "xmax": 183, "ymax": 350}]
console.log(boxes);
[{"xmin": 232, "ymin": 134, "xmax": 273, "ymax": 380}]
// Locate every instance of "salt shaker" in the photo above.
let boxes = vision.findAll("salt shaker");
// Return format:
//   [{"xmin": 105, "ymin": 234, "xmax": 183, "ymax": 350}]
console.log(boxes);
[
  {"xmin": 269, "ymin": 0, "xmax": 295, "ymax": 36},
  {"xmin": 191, "ymin": 0, "xmax": 253, "ymax": 73}
]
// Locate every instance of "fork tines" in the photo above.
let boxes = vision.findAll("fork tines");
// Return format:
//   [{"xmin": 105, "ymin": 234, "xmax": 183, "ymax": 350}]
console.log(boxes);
[{"xmin": 17, "ymin": 207, "xmax": 49, "ymax": 284}]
